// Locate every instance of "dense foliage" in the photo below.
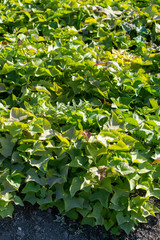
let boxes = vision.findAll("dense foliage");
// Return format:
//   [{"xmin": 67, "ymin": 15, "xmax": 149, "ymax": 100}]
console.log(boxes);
[{"xmin": 0, "ymin": 0, "xmax": 160, "ymax": 235}]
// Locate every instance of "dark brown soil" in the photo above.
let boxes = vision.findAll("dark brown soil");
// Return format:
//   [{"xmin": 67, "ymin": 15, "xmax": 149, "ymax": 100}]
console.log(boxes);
[{"xmin": 0, "ymin": 203, "xmax": 159, "ymax": 240}]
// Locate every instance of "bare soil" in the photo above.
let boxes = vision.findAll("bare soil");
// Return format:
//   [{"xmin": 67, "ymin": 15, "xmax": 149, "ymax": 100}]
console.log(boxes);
[{"xmin": 0, "ymin": 203, "xmax": 159, "ymax": 240}]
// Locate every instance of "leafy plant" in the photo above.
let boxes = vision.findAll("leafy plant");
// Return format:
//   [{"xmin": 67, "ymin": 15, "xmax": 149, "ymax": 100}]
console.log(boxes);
[{"xmin": 0, "ymin": 0, "xmax": 159, "ymax": 236}]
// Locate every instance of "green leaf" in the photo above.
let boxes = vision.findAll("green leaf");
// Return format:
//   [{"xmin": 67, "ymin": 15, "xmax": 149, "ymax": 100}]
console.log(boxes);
[
  {"xmin": 31, "ymin": 141, "xmax": 45, "ymax": 154},
  {"xmin": 1, "ymin": 180, "xmax": 16, "ymax": 195},
  {"xmin": 138, "ymin": 162, "xmax": 153, "ymax": 173},
  {"xmin": 87, "ymin": 202, "xmax": 103, "ymax": 225},
  {"xmin": 55, "ymin": 132, "xmax": 70, "ymax": 146},
  {"xmin": 0, "ymin": 193, "xmax": 12, "ymax": 202},
  {"xmin": 39, "ymin": 119, "xmax": 55, "ymax": 140},
  {"xmin": 14, "ymin": 196, "xmax": 24, "ymax": 206},
  {"xmin": 149, "ymin": 98, "xmax": 159, "ymax": 109},
  {"xmin": 49, "ymin": 66, "xmax": 62, "ymax": 76},
  {"xmin": 64, "ymin": 195, "xmax": 84, "ymax": 212},
  {"xmin": 35, "ymin": 67, "xmax": 52, "ymax": 77},
  {"xmin": 121, "ymin": 135, "xmax": 137, "ymax": 147},
  {"xmin": 6, "ymin": 175, "xmax": 21, "ymax": 190},
  {"xmin": 96, "ymin": 135, "xmax": 108, "ymax": 147},
  {"xmin": 99, "ymin": 177, "xmax": 113, "ymax": 193},
  {"xmin": 77, "ymin": 208, "xmax": 90, "ymax": 217},
  {"xmin": 50, "ymin": 82, "xmax": 63, "ymax": 95},
  {"xmin": 37, "ymin": 189, "xmax": 53, "ymax": 205},
  {"xmin": 10, "ymin": 108, "xmax": 31, "ymax": 122},
  {"xmin": 116, "ymin": 212, "xmax": 130, "ymax": 225},
  {"xmin": 26, "ymin": 168, "xmax": 46, "ymax": 186},
  {"xmin": 81, "ymin": 216, "xmax": 95, "ymax": 227},
  {"xmin": 90, "ymin": 189, "xmax": 110, "ymax": 208},
  {"xmin": 111, "ymin": 226, "xmax": 121, "ymax": 235},
  {"xmin": 47, "ymin": 169, "xmax": 67, "ymax": 188},
  {"xmin": 0, "ymin": 202, "xmax": 14, "ymax": 218},
  {"xmin": 35, "ymin": 86, "xmax": 51, "ymax": 95},
  {"xmin": 28, "ymin": 124, "xmax": 43, "ymax": 136},
  {"xmin": 0, "ymin": 63, "xmax": 14, "ymax": 75},
  {"xmin": 0, "ymin": 83, "xmax": 7, "ymax": 92},
  {"xmin": 29, "ymin": 154, "xmax": 50, "ymax": 173},
  {"xmin": 115, "ymin": 162, "xmax": 136, "ymax": 175},
  {"xmin": 0, "ymin": 135, "xmax": 16, "ymax": 158},
  {"xmin": 143, "ymin": 4, "xmax": 159, "ymax": 18},
  {"xmin": 130, "ymin": 196, "xmax": 148, "ymax": 209},
  {"xmin": 68, "ymin": 156, "xmax": 87, "ymax": 169},
  {"xmin": 108, "ymin": 140, "xmax": 130, "ymax": 151},
  {"xmin": 146, "ymin": 188, "xmax": 160, "ymax": 199},
  {"xmin": 54, "ymin": 184, "xmax": 66, "ymax": 202},
  {"xmin": 86, "ymin": 144, "xmax": 97, "ymax": 161},
  {"xmin": 63, "ymin": 127, "xmax": 76, "ymax": 140},
  {"xmin": 125, "ymin": 118, "xmax": 139, "ymax": 127},
  {"xmin": 104, "ymin": 218, "xmax": 115, "ymax": 231},
  {"xmin": 23, "ymin": 192, "xmax": 37, "ymax": 205},
  {"xmin": 8, "ymin": 122, "xmax": 26, "ymax": 136},
  {"xmin": 143, "ymin": 202, "xmax": 156, "ymax": 216},
  {"xmin": 22, "ymin": 181, "xmax": 41, "ymax": 193},
  {"xmin": 11, "ymin": 151, "xmax": 22, "ymax": 163},
  {"xmin": 119, "ymin": 221, "xmax": 134, "ymax": 235},
  {"xmin": 131, "ymin": 211, "xmax": 147, "ymax": 223},
  {"xmin": 39, "ymin": 128, "xmax": 55, "ymax": 140},
  {"xmin": 65, "ymin": 209, "xmax": 79, "ymax": 220},
  {"xmin": 108, "ymin": 112, "xmax": 124, "ymax": 130},
  {"xmin": 70, "ymin": 176, "xmax": 83, "ymax": 197}
]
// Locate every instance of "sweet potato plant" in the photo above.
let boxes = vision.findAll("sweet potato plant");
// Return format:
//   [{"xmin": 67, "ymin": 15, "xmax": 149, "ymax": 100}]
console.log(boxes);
[{"xmin": 0, "ymin": 0, "xmax": 160, "ymax": 235}]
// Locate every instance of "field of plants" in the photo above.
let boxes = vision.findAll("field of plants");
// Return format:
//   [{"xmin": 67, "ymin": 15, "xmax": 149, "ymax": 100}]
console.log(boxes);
[{"xmin": 0, "ymin": 0, "xmax": 160, "ymax": 236}]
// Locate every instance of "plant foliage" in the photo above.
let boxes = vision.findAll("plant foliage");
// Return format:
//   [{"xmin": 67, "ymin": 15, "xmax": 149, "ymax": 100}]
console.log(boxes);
[{"xmin": 0, "ymin": 0, "xmax": 160, "ymax": 235}]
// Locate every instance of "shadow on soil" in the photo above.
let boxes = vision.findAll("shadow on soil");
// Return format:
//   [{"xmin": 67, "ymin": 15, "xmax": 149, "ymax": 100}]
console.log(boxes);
[{"xmin": 0, "ymin": 203, "xmax": 159, "ymax": 240}]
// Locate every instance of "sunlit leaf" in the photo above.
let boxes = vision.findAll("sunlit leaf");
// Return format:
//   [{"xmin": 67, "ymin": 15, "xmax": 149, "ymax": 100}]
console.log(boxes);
[
  {"xmin": 35, "ymin": 86, "xmax": 51, "ymax": 95},
  {"xmin": 10, "ymin": 108, "xmax": 31, "ymax": 122},
  {"xmin": 0, "ymin": 63, "xmax": 14, "ymax": 75},
  {"xmin": 152, "ymin": 159, "xmax": 160, "ymax": 164},
  {"xmin": 29, "ymin": 154, "xmax": 50, "ymax": 173},
  {"xmin": 108, "ymin": 140, "xmax": 130, "ymax": 151},
  {"xmin": 70, "ymin": 176, "xmax": 83, "ymax": 197}
]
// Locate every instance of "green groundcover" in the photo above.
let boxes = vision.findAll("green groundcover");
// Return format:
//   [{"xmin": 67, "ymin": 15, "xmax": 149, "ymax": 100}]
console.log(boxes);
[{"xmin": 0, "ymin": 0, "xmax": 160, "ymax": 235}]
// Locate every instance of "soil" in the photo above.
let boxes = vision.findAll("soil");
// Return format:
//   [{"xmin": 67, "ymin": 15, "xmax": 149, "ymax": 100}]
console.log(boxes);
[{"xmin": 0, "ymin": 203, "xmax": 159, "ymax": 240}]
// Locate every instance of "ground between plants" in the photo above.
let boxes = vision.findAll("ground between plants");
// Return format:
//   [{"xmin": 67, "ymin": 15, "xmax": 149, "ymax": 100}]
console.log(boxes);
[{"xmin": 0, "ymin": 203, "xmax": 159, "ymax": 240}]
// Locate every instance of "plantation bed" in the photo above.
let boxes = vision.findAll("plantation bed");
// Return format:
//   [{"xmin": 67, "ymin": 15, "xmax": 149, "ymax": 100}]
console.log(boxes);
[{"xmin": 0, "ymin": 0, "xmax": 160, "ymax": 238}]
